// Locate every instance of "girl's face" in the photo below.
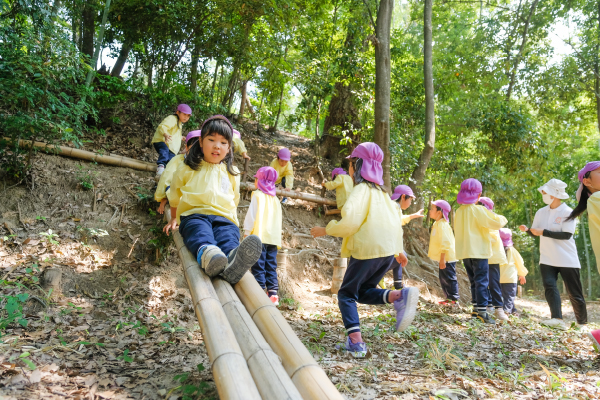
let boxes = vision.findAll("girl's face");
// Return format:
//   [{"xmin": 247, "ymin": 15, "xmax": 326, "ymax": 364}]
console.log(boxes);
[
  {"xmin": 400, "ymin": 195, "xmax": 412, "ymax": 210},
  {"xmin": 176, "ymin": 110, "xmax": 191, "ymax": 123},
  {"xmin": 201, "ymin": 133, "xmax": 230, "ymax": 164},
  {"xmin": 583, "ymin": 168, "xmax": 600, "ymax": 193},
  {"xmin": 277, "ymin": 159, "xmax": 288, "ymax": 168}
]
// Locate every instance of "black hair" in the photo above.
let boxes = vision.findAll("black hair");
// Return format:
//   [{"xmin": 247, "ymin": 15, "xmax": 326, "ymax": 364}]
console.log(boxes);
[
  {"xmin": 349, "ymin": 158, "xmax": 381, "ymax": 190},
  {"xmin": 185, "ymin": 136, "xmax": 199, "ymax": 152},
  {"xmin": 173, "ymin": 112, "xmax": 181, "ymax": 129},
  {"xmin": 184, "ymin": 119, "xmax": 238, "ymax": 175},
  {"xmin": 435, "ymin": 205, "xmax": 442, "ymax": 212},
  {"xmin": 567, "ymin": 172, "xmax": 591, "ymax": 221}
]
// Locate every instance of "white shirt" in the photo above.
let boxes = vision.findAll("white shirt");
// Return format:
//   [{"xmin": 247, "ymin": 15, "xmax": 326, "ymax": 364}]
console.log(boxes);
[{"xmin": 531, "ymin": 203, "xmax": 580, "ymax": 268}]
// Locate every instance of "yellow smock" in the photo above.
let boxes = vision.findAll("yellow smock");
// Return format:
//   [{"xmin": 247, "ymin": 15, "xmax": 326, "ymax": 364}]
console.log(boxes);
[
  {"xmin": 233, "ymin": 137, "xmax": 247, "ymax": 155},
  {"xmin": 587, "ymin": 192, "xmax": 600, "ymax": 273},
  {"xmin": 326, "ymin": 183, "xmax": 403, "ymax": 260},
  {"xmin": 154, "ymin": 154, "xmax": 185, "ymax": 202},
  {"xmin": 269, "ymin": 158, "xmax": 294, "ymax": 190},
  {"xmin": 427, "ymin": 219, "xmax": 458, "ymax": 263},
  {"xmin": 151, "ymin": 115, "xmax": 183, "ymax": 155},
  {"xmin": 168, "ymin": 161, "xmax": 240, "ymax": 225},
  {"xmin": 244, "ymin": 190, "xmax": 282, "ymax": 248},
  {"xmin": 500, "ymin": 246, "xmax": 528, "ymax": 283},
  {"xmin": 454, "ymin": 204, "xmax": 507, "ymax": 260},
  {"xmin": 323, "ymin": 174, "xmax": 354, "ymax": 210},
  {"xmin": 489, "ymin": 230, "xmax": 508, "ymax": 265},
  {"xmin": 397, "ymin": 206, "xmax": 412, "ymax": 226}
]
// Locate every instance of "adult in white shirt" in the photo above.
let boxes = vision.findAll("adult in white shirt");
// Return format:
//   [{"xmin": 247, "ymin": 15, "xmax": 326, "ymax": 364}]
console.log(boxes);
[{"xmin": 519, "ymin": 179, "xmax": 587, "ymax": 330}]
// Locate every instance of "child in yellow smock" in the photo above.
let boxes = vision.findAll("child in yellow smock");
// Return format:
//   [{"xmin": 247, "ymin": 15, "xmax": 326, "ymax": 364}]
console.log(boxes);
[
  {"xmin": 322, "ymin": 168, "xmax": 353, "ymax": 210},
  {"xmin": 270, "ymin": 147, "xmax": 294, "ymax": 203},
  {"xmin": 498, "ymin": 228, "xmax": 527, "ymax": 316},
  {"xmin": 152, "ymin": 104, "xmax": 191, "ymax": 179},
  {"xmin": 232, "ymin": 129, "xmax": 250, "ymax": 160}
]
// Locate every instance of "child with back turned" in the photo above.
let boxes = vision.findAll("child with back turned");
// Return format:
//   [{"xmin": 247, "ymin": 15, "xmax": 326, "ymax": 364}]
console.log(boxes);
[
  {"xmin": 310, "ymin": 143, "xmax": 419, "ymax": 358},
  {"xmin": 498, "ymin": 228, "xmax": 527, "ymax": 316},
  {"xmin": 163, "ymin": 115, "xmax": 262, "ymax": 284},
  {"xmin": 323, "ymin": 168, "xmax": 354, "ymax": 210},
  {"xmin": 152, "ymin": 104, "xmax": 191, "ymax": 180},
  {"xmin": 270, "ymin": 148, "xmax": 294, "ymax": 203}
]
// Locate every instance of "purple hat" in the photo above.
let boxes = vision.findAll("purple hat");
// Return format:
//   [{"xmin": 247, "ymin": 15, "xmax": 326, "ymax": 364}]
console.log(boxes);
[
  {"xmin": 432, "ymin": 200, "xmax": 451, "ymax": 221},
  {"xmin": 278, "ymin": 148, "xmax": 291, "ymax": 161},
  {"xmin": 331, "ymin": 168, "xmax": 347, "ymax": 179},
  {"xmin": 177, "ymin": 104, "xmax": 192, "ymax": 115},
  {"xmin": 499, "ymin": 228, "xmax": 513, "ymax": 247},
  {"xmin": 254, "ymin": 166, "xmax": 278, "ymax": 196},
  {"xmin": 576, "ymin": 162, "xmax": 600, "ymax": 201},
  {"xmin": 478, "ymin": 196, "xmax": 494, "ymax": 211},
  {"xmin": 346, "ymin": 143, "xmax": 384, "ymax": 186},
  {"xmin": 457, "ymin": 178, "xmax": 482, "ymax": 205},
  {"xmin": 233, "ymin": 129, "xmax": 241, "ymax": 140},
  {"xmin": 200, "ymin": 115, "xmax": 233, "ymax": 134},
  {"xmin": 391, "ymin": 185, "xmax": 415, "ymax": 201},
  {"xmin": 186, "ymin": 130, "xmax": 201, "ymax": 142}
]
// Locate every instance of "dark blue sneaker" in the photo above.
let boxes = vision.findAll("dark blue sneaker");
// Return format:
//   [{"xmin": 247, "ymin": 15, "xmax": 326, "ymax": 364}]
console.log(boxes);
[
  {"xmin": 335, "ymin": 337, "xmax": 367, "ymax": 358},
  {"xmin": 394, "ymin": 287, "xmax": 420, "ymax": 332}
]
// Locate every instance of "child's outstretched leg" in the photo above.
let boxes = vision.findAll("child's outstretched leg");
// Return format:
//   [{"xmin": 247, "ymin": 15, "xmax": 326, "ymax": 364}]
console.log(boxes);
[
  {"xmin": 391, "ymin": 259, "xmax": 403, "ymax": 289},
  {"xmin": 180, "ymin": 214, "xmax": 229, "ymax": 277},
  {"xmin": 489, "ymin": 264, "xmax": 507, "ymax": 321}
]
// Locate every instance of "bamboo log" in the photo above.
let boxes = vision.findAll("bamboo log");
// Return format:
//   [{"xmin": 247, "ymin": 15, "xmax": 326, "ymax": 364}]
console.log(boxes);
[
  {"xmin": 331, "ymin": 258, "xmax": 347, "ymax": 295},
  {"xmin": 234, "ymin": 273, "xmax": 343, "ymax": 400},
  {"xmin": 240, "ymin": 182, "xmax": 336, "ymax": 206},
  {"xmin": 213, "ymin": 279, "xmax": 303, "ymax": 400},
  {"xmin": 165, "ymin": 206, "xmax": 261, "ymax": 400},
  {"xmin": 4, "ymin": 138, "xmax": 157, "ymax": 172}
]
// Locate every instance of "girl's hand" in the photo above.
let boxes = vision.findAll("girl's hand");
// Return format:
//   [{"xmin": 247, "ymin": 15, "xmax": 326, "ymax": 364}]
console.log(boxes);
[
  {"xmin": 163, "ymin": 219, "xmax": 178, "ymax": 236},
  {"xmin": 439, "ymin": 260, "xmax": 446, "ymax": 270},
  {"xmin": 519, "ymin": 225, "xmax": 528, "ymax": 232},
  {"xmin": 164, "ymin": 133, "xmax": 171, "ymax": 143},
  {"xmin": 310, "ymin": 226, "xmax": 327, "ymax": 238},
  {"xmin": 157, "ymin": 199, "xmax": 167, "ymax": 215},
  {"xmin": 411, "ymin": 209, "xmax": 425, "ymax": 219},
  {"xmin": 396, "ymin": 253, "xmax": 408, "ymax": 268},
  {"xmin": 518, "ymin": 276, "xmax": 526, "ymax": 285},
  {"xmin": 242, "ymin": 152, "xmax": 251, "ymax": 160},
  {"xmin": 321, "ymin": 181, "xmax": 327, "ymax": 188},
  {"xmin": 529, "ymin": 228, "xmax": 543, "ymax": 236}
]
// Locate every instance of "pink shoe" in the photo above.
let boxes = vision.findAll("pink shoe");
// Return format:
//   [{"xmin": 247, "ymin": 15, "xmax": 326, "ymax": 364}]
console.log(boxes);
[
  {"xmin": 269, "ymin": 295, "xmax": 279, "ymax": 306},
  {"xmin": 587, "ymin": 329, "xmax": 600, "ymax": 353}
]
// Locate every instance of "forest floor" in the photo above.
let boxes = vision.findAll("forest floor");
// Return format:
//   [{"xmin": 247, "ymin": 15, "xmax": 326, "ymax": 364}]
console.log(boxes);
[{"xmin": 0, "ymin": 122, "xmax": 599, "ymax": 400}]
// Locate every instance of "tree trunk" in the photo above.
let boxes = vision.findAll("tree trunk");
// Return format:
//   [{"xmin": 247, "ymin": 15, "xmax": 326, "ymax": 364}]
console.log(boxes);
[
  {"xmin": 85, "ymin": 0, "xmax": 112, "ymax": 87},
  {"xmin": 245, "ymin": 98, "xmax": 256, "ymax": 119},
  {"xmin": 409, "ymin": 0, "xmax": 435, "ymax": 206},
  {"xmin": 272, "ymin": 83, "xmax": 285, "ymax": 131},
  {"xmin": 81, "ymin": 2, "xmax": 96, "ymax": 62},
  {"xmin": 190, "ymin": 43, "xmax": 200, "ymax": 93},
  {"xmin": 239, "ymin": 80, "xmax": 248, "ymax": 118},
  {"xmin": 373, "ymin": 0, "xmax": 394, "ymax": 190},
  {"xmin": 210, "ymin": 61, "xmax": 220, "ymax": 105},
  {"xmin": 71, "ymin": 11, "xmax": 80, "ymax": 48},
  {"xmin": 111, "ymin": 39, "xmax": 132, "ymax": 77}
]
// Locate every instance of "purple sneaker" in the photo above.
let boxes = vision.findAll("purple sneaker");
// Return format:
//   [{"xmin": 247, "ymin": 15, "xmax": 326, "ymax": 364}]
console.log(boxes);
[
  {"xmin": 335, "ymin": 337, "xmax": 367, "ymax": 358},
  {"xmin": 394, "ymin": 287, "xmax": 420, "ymax": 332}
]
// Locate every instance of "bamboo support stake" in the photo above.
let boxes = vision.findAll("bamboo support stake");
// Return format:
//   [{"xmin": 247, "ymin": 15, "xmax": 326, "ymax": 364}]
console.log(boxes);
[
  {"xmin": 213, "ymin": 279, "xmax": 303, "ymax": 400},
  {"xmin": 165, "ymin": 206, "xmax": 261, "ymax": 400},
  {"xmin": 233, "ymin": 272, "xmax": 343, "ymax": 400},
  {"xmin": 240, "ymin": 182, "xmax": 336, "ymax": 206}
]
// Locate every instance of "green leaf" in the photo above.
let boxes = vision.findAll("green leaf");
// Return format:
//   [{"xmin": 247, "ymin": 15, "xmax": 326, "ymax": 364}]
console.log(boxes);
[{"xmin": 197, "ymin": 363, "xmax": 205, "ymax": 372}]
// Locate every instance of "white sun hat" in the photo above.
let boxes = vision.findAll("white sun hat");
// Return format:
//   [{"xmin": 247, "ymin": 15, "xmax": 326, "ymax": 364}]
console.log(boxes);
[{"xmin": 538, "ymin": 178, "xmax": 569, "ymax": 200}]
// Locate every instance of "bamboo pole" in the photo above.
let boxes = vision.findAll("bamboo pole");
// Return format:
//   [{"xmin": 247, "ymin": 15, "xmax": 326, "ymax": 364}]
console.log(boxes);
[
  {"xmin": 165, "ymin": 206, "xmax": 261, "ymax": 400},
  {"xmin": 240, "ymin": 182, "xmax": 336, "ymax": 206},
  {"xmin": 233, "ymin": 272, "xmax": 344, "ymax": 400},
  {"xmin": 213, "ymin": 279, "xmax": 303, "ymax": 400}
]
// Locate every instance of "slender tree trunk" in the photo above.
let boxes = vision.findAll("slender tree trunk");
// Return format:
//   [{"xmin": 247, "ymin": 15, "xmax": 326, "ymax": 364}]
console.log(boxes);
[
  {"xmin": 246, "ymin": 98, "xmax": 256, "ymax": 119},
  {"xmin": 273, "ymin": 83, "xmax": 285, "ymax": 131},
  {"xmin": 306, "ymin": 96, "xmax": 313, "ymax": 132},
  {"xmin": 85, "ymin": 0, "xmax": 111, "ymax": 86},
  {"xmin": 210, "ymin": 61, "xmax": 220, "ymax": 105},
  {"xmin": 190, "ymin": 44, "xmax": 200, "ymax": 93},
  {"xmin": 51, "ymin": 0, "xmax": 61, "ymax": 23},
  {"xmin": 373, "ymin": 0, "xmax": 394, "ymax": 190},
  {"xmin": 409, "ymin": 0, "xmax": 435, "ymax": 205},
  {"xmin": 239, "ymin": 80, "xmax": 248, "ymax": 117},
  {"xmin": 71, "ymin": 13, "xmax": 80, "ymax": 48},
  {"xmin": 111, "ymin": 39, "xmax": 132, "ymax": 77},
  {"xmin": 81, "ymin": 2, "xmax": 96, "ymax": 62}
]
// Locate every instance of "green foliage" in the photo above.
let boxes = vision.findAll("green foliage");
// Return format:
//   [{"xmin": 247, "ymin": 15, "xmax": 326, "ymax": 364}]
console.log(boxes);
[
  {"xmin": 76, "ymin": 165, "xmax": 96, "ymax": 190},
  {"xmin": 148, "ymin": 223, "xmax": 172, "ymax": 262},
  {"xmin": 0, "ymin": 279, "xmax": 29, "ymax": 334}
]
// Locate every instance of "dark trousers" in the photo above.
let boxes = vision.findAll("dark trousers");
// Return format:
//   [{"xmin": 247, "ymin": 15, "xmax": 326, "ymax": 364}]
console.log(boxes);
[
  {"xmin": 154, "ymin": 142, "xmax": 176, "ymax": 166},
  {"xmin": 338, "ymin": 256, "xmax": 395, "ymax": 333},
  {"xmin": 391, "ymin": 259, "xmax": 402, "ymax": 283},
  {"xmin": 251, "ymin": 244, "xmax": 279, "ymax": 292},
  {"xmin": 439, "ymin": 262, "xmax": 459, "ymax": 301},
  {"xmin": 501, "ymin": 283, "xmax": 518, "ymax": 314},
  {"xmin": 463, "ymin": 258, "xmax": 490, "ymax": 309},
  {"xmin": 281, "ymin": 177, "xmax": 288, "ymax": 189},
  {"xmin": 179, "ymin": 214, "xmax": 240, "ymax": 257},
  {"xmin": 539, "ymin": 264, "xmax": 588, "ymax": 324},
  {"xmin": 488, "ymin": 264, "xmax": 503, "ymax": 308}
]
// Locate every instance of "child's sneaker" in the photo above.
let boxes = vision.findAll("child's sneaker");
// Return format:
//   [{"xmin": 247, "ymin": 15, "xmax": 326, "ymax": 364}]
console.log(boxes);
[
  {"xmin": 439, "ymin": 300, "xmax": 457, "ymax": 306},
  {"xmin": 494, "ymin": 308, "xmax": 509, "ymax": 322},
  {"xmin": 476, "ymin": 311, "xmax": 496, "ymax": 324},
  {"xmin": 221, "ymin": 235, "xmax": 262, "ymax": 284},
  {"xmin": 587, "ymin": 329, "xmax": 600, "ymax": 352},
  {"xmin": 155, "ymin": 165, "xmax": 165, "ymax": 181},
  {"xmin": 281, "ymin": 197, "xmax": 288, "ymax": 204},
  {"xmin": 269, "ymin": 295, "xmax": 280, "ymax": 306},
  {"xmin": 335, "ymin": 337, "xmax": 367, "ymax": 358},
  {"xmin": 394, "ymin": 287, "xmax": 420, "ymax": 332},
  {"xmin": 199, "ymin": 245, "xmax": 228, "ymax": 277}
]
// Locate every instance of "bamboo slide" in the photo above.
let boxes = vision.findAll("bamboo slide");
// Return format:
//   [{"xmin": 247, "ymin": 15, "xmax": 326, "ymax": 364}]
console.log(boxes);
[{"xmin": 240, "ymin": 182, "xmax": 336, "ymax": 206}]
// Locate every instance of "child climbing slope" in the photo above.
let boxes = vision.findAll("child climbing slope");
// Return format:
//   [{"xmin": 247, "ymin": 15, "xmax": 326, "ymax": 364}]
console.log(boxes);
[
  {"xmin": 152, "ymin": 104, "xmax": 192, "ymax": 179},
  {"xmin": 428, "ymin": 200, "xmax": 459, "ymax": 305},
  {"xmin": 233, "ymin": 129, "xmax": 250, "ymax": 160},
  {"xmin": 163, "ymin": 115, "xmax": 262, "ymax": 284},
  {"xmin": 322, "ymin": 168, "xmax": 353, "ymax": 210},
  {"xmin": 498, "ymin": 228, "xmax": 527, "ymax": 316},
  {"xmin": 244, "ymin": 166, "xmax": 282, "ymax": 305},
  {"xmin": 270, "ymin": 148, "xmax": 294, "ymax": 203},
  {"xmin": 310, "ymin": 143, "xmax": 419, "ymax": 358}
]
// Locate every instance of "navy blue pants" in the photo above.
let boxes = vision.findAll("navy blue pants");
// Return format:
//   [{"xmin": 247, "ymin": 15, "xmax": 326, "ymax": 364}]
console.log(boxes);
[
  {"xmin": 391, "ymin": 259, "xmax": 403, "ymax": 287},
  {"xmin": 488, "ymin": 264, "xmax": 503, "ymax": 308},
  {"xmin": 463, "ymin": 258, "xmax": 490, "ymax": 309},
  {"xmin": 439, "ymin": 262, "xmax": 459, "ymax": 301},
  {"xmin": 501, "ymin": 283, "xmax": 518, "ymax": 314},
  {"xmin": 251, "ymin": 244, "xmax": 279, "ymax": 292},
  {"xmin": 179, "ymin": 214, "xmax": 240, "ymax": 257},
  {"xmin": 154, "ymin": 142, "xmax": 176, "ymax": 166},
  {"xmin": 338, "ymin": 255, "xmax": 394, "ymax": 334}
]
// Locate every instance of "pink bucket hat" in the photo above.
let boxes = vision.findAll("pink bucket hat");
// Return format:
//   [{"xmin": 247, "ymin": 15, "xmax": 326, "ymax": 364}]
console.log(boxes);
[
  {"xmin": 254, "ymin": 166, "xmax": 278, "ymax": 196},
  {"xmin": 278, "ymin": 148, "xmax": 291, "ymax": 161},
  {"xmin": 499, "ymin": 228, "xmax": 513, "ymax": 247},
  {"xmin": 457, "ymin": 178, "xmax": 482, "ymax": 205},
  {"xmin": 391, "ymin": 185, "xmax": 415, "ymax": 201},
  {"xmin": 478, "ymin": 196, "xmax": 494, "ymax": 211},
  {"xmin": 177, "ymin": 104, "xmax": 192, "ymax": 115},
  {"xmin": 331, "ymin": 168, "xmax": 347, "ymax": 179},
  {"xmin": 432, "ymin": 200, "xmax": 451, "ymax": 221},
  {"xmin": 576, "ymin": 162, "xmax": 600, "ymax": 201},
  {"xmin": 346, "ymin": 143, "xmax": 384, "ymax": 186},
  {"xmin": 233, "ymin": 129, "xmax": 241, "ymax": 139},
  {"xmin": 186, "ymin": 130, "xmax": 201, "ymax": 142}
]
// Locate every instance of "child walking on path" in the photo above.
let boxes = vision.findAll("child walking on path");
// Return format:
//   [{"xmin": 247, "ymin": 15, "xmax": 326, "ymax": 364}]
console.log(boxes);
[
  {"xmin": 498, "ymin": 228, "xmax": 527, "ymax": 316},
  {"xmin": 455, "ymin": 178, "xmax": 507, "ymax": 324},
  {"xmin": 163, "ymin": 115, "xmax": 262, "ymax": 285},
  {"xmin": 427, "ymin": 200, "xmax": 459, "ymax": 304},
  {"xmin": 310, "ymin": 143, "xmax": 419, "ymax": 358},
  {"xmin": 244, "ymin": 166, "xmax": 282, "ymax": 305},
  {"xmin": 478, "ymin": 196, "xmax": 509, "ymax": 321},
  {"xmin": 270, "ymin": 148, "xmax": 294, "ymax": 203},
  {"xmin": 323, "ymin": 168, "xmax": 354, "ymax": 210},
  {"xmin": 154, "ymin": 130, "xmax": 200, "ymax": 215},
  {"xmin": 152, "ymin": 104, "xmax": 192, "ymax": 179}
]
